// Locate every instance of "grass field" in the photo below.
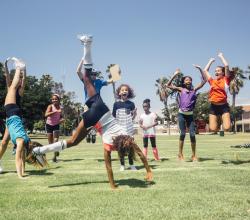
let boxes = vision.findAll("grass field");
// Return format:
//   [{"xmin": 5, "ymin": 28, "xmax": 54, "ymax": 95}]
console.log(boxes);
[{"xmin": 0, "ymin": 133, "xmax": 250, "ymax": 220}]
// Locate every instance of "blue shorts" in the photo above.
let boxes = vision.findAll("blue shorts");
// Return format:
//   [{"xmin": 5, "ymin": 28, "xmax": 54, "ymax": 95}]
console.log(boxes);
[{"xmin": 6, "ymin": 115, "xmax": 30, "ymax": 145}]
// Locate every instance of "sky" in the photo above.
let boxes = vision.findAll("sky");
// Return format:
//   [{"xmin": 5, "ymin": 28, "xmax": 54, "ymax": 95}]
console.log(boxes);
[{"xmin": 1, "ymin": 0, "xmax": 250, "ymax": 118}]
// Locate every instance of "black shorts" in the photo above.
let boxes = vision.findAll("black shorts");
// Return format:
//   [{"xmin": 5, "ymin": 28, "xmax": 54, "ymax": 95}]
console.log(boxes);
[
  {"xmin": 46, "ymin": 124, "xmax": 60, "ymax": 134},
  {"xmin": 82, "ymin": 94, "xmax": 109, "ymax": 129},
  {"xmin": 210, "ymin": 103, "xmax": 230, "ymax": 116},
  {"xmin": 4, "ymin": 104, "xmax": 21, "ymax": 118}
]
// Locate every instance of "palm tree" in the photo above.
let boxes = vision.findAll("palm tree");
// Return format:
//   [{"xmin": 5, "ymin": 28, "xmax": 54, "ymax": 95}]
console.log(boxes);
[
  {"xmin": 229, "ymin": 67, "xmax": 247, "ymax": 133},
  {"xmin": 155, "ymin": 73, "xmax": 183, "ymax": 134}
]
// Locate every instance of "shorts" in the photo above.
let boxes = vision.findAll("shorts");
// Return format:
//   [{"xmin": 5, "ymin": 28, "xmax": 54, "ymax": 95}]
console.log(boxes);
[
  {"xmin": 6, "ymin": 115, "xmax": 30, "ymax": 145},
  {"xmin": 210, "ymin": 103, "xmax": 230, "ymax": 116},
  {"xmin": 82, "ymin": 94, "xmax": 109, "ymax": 129},
  {"xmin": 46, "ymin": 124, "xmax": 60, "ymax": 134},
  {"xmin": 5, "ymin": 104, "xmax": 21, "ymax": 118},
  {"xmin": 103, "ymin": 143, "xmax": 117, "ymax": 152}
]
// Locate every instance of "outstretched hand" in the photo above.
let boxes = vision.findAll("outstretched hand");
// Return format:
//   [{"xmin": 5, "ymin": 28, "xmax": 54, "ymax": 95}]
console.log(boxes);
[
  {"xmin": 174, "ymin": 68, "xmax": 181, "ymax": 76},
  {"xmin": 218, "ymin": 52, "xmax": 223, "ymax": 58},
  {"xmin": 193, "ymin": 64, "xmax": 202, "ymax": 70},
  {"xmin": 209, "ymin": 58, "xmax": 215, "ymax": 63}
]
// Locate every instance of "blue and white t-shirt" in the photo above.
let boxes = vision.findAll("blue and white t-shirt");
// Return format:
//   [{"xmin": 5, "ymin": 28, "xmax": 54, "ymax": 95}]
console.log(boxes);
[
  {"xmin": 84, "ymin": 79, "xmax": 108, "ymax": 100},
  {"xmin": 112, "ymin": 100, "xmax": 135, "ymax": 136}
]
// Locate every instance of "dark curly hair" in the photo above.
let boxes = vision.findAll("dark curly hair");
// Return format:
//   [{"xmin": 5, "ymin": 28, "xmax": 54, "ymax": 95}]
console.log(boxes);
[
  {"xmin": 115, "ymin": 84, "xmax": 135, "ymax": 99},
  {"xmin": 113, "ymin": 135, "xmax": 136, "ymax": 161},
  {"xmin": 143, "ymin": 99, "xmax": 151, "ymax": 107},
  {"xmin": 181, "ymin": 76, "xmax": 193, "ymax": 89}
]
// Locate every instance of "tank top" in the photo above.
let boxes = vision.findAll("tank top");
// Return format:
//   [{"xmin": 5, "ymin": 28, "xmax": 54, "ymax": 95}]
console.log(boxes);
[{"xmin": 46, "ymin": 104, "xmax": 61, "ymax": 126}]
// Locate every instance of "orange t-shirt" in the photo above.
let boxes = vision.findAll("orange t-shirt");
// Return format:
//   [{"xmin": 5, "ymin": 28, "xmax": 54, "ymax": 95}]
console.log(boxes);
[{"xmin": 208, "ymin": 76, "xmax": 231, "ymax": 104}]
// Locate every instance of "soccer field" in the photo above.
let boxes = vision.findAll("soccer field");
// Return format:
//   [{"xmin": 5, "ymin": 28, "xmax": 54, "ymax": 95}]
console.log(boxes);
[{"xmin": 1, "ymin": 133, "xmax": 250, "ymax": 220}]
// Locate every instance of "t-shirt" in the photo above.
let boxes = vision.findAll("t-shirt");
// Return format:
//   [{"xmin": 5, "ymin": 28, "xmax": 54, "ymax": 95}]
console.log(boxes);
[
  {"xmin": 84, "ymin": 79, "xmax": 108, "ymax": 100},
  {"xmin": 208, "ymin": 76, "xmax": 231, "ymax": 103},
  {"xmin": 178, "ymin": 89, "xmax": 197, "ymax": 112},
  {"xmin": 139, "ymin": 112, "xmax": 157, "ymax": 137},
  {"xmin": 94, "ymin": 111, "xmax": 127, "ymax": 148},
  {"xmin": 112, "ymin": 100, "xmax": 135, "ymax": 136}
]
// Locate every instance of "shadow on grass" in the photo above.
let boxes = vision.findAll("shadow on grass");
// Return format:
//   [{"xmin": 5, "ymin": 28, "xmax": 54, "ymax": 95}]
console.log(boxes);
[
  {"xmin": 26, "ymin": 169, "xmax": 54, "ymax": 176},
  {"xmin": 97, "ymin": 158, "xmax": 119, "ymax": 162},
  {"xmin": 116, "ymin": 178, "xmax": 155, "ymax": 188},
  {"xmin": 221, "ymin": 160, "xmax": 250, "ymax": 165},
  {"xmin": 185, "ymin": 157, "xmax": 215, "ymax": 163},
  {"xmin": 48, "ymin": 180, "xmax": 109, "ymax": 188},
  {"xmin": 60, "ymin": 158, "xmax": 84, "ymax": 162},
  {"xmin": 149, "ymin": 158, "xmax": 169, "ymax": 162},
  {"xmin": 135, "ymin": 164, "xmax": 159, "ymax": 170}
]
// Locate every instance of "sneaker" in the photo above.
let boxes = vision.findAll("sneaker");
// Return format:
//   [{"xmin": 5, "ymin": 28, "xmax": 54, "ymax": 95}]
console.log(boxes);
[
  {"xmin": 130, "ymin": 165, "xmax": 137, "ymax": 171},
  {"xmin": 11, "ymin": 57, "xmax": 26, "ymax": 70},
  {"xmin": 77, "ymin": 34, "xmax": 93, "ymax": 45},
  {"xmin": 119, "ymin": 165, "xmax": 125, "ymax": 171},
  {"xmin": 0, "ymin": 160, "xmax": 3, "ymax": 174},
  {"xmin": 32, "ymin": 147, "xmax": 41, "ymax": 155}
]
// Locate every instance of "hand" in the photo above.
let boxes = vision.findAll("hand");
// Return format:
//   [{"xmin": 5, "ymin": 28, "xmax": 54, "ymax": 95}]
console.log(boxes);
[
  {"xmin": 193, "ymin": 64, "xmax": 202, "ymax": 70},
  {"xmin": 209, "ymin": 58, "xmax": 215, "ymax": 63},
  {"xmin": 218, "ymin": 52, "xmax": 223, "ymax": 58},
  {"xmin": 174, "ymin": 68, "xmax": 181, "ymax": 76},
  {"xmin": 145, "ymin": 171, "xmax": 153, "ymax": 181},
  {"xmin": 57, "ymin": 109, "xmax": 62, "ymax": 113}
]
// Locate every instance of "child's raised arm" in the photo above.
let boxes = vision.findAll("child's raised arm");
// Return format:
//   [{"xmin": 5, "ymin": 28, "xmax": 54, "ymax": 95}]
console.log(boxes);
[
  {"xmin": 193, "ymin": 64, "xmax": 206, "ymax": 91},
  {"xmin": 165, "ymin": 69, "xmax": 182, "ymax": 92}
]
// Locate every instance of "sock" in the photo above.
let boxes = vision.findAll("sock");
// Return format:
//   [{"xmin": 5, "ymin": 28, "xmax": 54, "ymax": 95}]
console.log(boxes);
[
  {"xmin": 38, "ymin": 140, "xmax": 66, "ymax": 154},
  {"xmin": 83, "ymin": 42, "xmax": 93, "ymax": 68}
]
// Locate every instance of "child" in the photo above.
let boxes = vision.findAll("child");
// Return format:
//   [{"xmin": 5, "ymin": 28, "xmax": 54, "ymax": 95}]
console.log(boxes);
[
  {"xmin": 166, "ymin": 66, "xmax": 206, "ymax": 161},
  {"xmin": 3, "ymin": 58, "xmax": 46, "ymax": 178},
  {"xmin": 112, "ymin": 84, "xmax": 137, "ymax": 171},
  {"xmin": 45, "ymin": 94, "xmax": 64, "ymax": 162},
  {"xmin": 32, "ymin": 35, "xmax": 152, "ymax": 189},
  {"xmin": 139, "ymin": 99, "xmax": 160, "ymax": 160},
  {"xmin": 203, "ymin": 52, "xmax": 233, "ymax": 132}
]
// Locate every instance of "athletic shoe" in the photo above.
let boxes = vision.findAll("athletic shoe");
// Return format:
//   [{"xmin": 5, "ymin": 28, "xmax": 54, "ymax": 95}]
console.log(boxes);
[
  {"xmin": 32, "ymin": 147, "xmax": 41, "ymax": 155},
  {"xmin": 77, "ymin": 34, "xmax": 93, "ymax": 45},
  {"xmin": 11, "ymin": 57, "xmax": 26, "ymax": 70},
  {"xmin": 120, "ymin": 165, "xmax": 125, "ymax": 171},
  {"xmin": 0, "ymin": 160, "xmax": 3, "ymax": 174},
  {"xmin": 130, "ymin": 165, "xmax": 137, "ymax": 171}
]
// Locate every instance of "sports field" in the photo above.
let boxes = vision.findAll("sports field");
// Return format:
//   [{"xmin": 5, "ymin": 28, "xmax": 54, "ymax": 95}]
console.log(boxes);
[{"xmin": 1, "ymin": 133, "xmax": 250, "ymax": 220}]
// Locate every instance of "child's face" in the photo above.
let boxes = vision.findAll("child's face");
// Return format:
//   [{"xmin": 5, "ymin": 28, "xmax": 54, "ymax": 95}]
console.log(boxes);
[
  {"xmin": 215, "ymin": 67, "xmax": 224, "ymax": 79},
  {"xmin": 183, "ymin": 77, "xmax": 192, "ymax": 89},
  {"xmin": 143, "ymin": 103, "xmax": 150, "ymax": 112},
  {"xmin": 119, "ymin": 86, "xmax": 129, "ymax": 100},
  {"xmin": 51, "ymin": 95, "xmax": 59, "ymax": 105}
]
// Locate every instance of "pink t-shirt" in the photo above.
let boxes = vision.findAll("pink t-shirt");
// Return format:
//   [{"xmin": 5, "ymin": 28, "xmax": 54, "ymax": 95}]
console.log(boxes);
[{"xmin": 46, "ymin": 104, "xmax": 61, "ymax": 126}]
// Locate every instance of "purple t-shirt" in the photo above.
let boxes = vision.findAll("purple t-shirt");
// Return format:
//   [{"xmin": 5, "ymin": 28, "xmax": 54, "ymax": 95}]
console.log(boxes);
[{"xmin": 178, "ymin": 89, "xmax": 197, "ymax": 112}]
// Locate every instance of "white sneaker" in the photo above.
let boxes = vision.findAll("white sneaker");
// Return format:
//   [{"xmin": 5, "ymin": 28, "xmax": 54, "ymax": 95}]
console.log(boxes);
[
  {"xmin": 32, "ymin": 147, "xmax": 41, "ymax": 155},
  {"xmin": 77, "ymin": 34, "xmax": 93, "ymax": 45},
  {"xmin": 130, "ymin": 165, "xmax": 137, "ymax": 171},
  {"xmin": 11, "ymin": 57, "xmax": 26, "ymax": 70},
  {"xmin": 0, "ymin": 160, "xmax": 3, "ymax": 174},
  {"xmin": 120, "ymin": 165, "xmax": 125, "ymax": 171}
]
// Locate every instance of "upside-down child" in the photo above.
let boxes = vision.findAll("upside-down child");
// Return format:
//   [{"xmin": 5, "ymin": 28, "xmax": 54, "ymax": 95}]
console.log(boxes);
[{"xmin": 32, "ymin": 34, "xmax": 152, "ymax": 189}]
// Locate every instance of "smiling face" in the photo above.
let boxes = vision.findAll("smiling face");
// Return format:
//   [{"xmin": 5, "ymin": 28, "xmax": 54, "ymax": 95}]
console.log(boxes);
[
  {"xmin": 119, "ymin": 86, "xmax": 129, "ymax": 100},
  {"xmin": 183, "ymin": 76, "xmax": 192, "ymax": 89},
  {"xmin": 51, "ymin": 95, "xmax": 60, "ymax": 106},
  {"xmin": 215, "ymin": 66, "xmax": 225, "ymax": 79}
]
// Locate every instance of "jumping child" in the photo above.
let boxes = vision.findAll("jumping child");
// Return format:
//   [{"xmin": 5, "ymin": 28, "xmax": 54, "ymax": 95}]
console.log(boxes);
[{"xmin": 166, "ymin": 66, "xmax": 206, "ymax": 161}]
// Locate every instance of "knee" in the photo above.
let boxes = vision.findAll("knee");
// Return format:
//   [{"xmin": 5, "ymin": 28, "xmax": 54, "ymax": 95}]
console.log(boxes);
[
  {"xmin": 190, "ymin": 133, "xmax": 196, "ymax": 143},
  {"xmin": 179, "ymin": 131, "xmax": 186, "ymax": 141}
]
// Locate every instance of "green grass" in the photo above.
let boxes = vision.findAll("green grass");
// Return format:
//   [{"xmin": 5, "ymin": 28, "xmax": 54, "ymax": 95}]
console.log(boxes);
[{"xmin": 1, "ymin": 133, "xmax": 250, "ymax": 220}]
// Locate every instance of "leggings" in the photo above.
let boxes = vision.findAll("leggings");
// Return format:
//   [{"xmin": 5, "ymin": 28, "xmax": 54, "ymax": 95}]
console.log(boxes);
[
  {"xmin": 178, "ymin": 113, "xmax": 196, "ymax": 143},
  {"xmin": 143, "ymin": 136, "xmax": 156, "ymax": 148}
]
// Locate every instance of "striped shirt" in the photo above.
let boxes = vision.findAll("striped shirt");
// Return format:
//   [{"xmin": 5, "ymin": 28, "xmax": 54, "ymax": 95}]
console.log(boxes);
[{"xmin": 112, "ymin": 100, "xmax": 135, "ymax": 136}]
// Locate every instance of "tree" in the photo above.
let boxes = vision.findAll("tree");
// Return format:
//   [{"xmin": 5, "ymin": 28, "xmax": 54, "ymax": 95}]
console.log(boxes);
[
  {"xmin": 193, "ymin": 92, "xmax": 210, "ymax": 124},
  {"xmin": 229, "ymin": 67, "xmax": 247, "ymax": 133}
]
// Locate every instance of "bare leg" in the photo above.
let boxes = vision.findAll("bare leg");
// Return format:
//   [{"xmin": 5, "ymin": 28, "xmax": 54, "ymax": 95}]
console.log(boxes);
[
  {"xmin": 15, "ymin": 138, "xmax": 25, "ymax": 179},
  {"xmin": 222, "ymin": 112, "xmax": 231, "ymax": 131},
  {"xmin": 0, "ymin": 128, "xmax": 10, "ymax": 159},
  {"xmin": 178, "ymin": 140, "xmax": 184, "ymax": 160},
  {"xmin": 209, "ymin": 114, "xmax": 218, "ymax": 132}
]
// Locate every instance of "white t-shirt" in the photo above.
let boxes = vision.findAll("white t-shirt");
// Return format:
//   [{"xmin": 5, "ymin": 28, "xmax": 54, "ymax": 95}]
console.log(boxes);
[
  {"xmin": 94, "ymin": 111, "xmax": 127, "ymax": 145},
  {"xmin": 139, "ymin": 112, "xmax": 157, "ymax": 137}
]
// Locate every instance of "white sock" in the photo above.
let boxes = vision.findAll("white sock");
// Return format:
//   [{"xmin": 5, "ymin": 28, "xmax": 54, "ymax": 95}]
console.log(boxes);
[
  {"xmin": 83, "ymin": 43, "xmax": 93, "ymax": 68},
  {"xmin": 38, "ymin": 140, "xmax": 66, "ymax": 154}
]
